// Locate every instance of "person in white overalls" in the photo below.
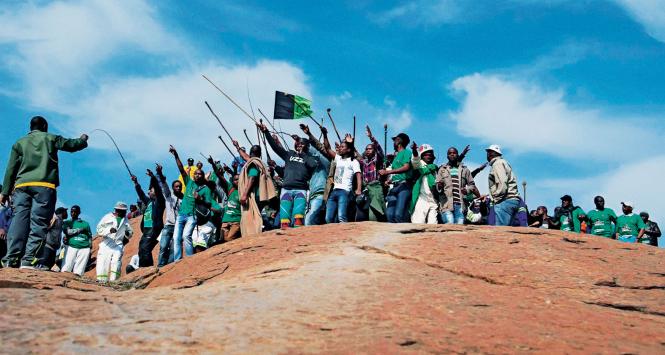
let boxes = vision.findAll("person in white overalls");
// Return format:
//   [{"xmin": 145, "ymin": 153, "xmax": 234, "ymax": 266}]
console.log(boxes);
[{"xmin": 95, "ymin": 202, "xmax": 133, "ymax": 282}]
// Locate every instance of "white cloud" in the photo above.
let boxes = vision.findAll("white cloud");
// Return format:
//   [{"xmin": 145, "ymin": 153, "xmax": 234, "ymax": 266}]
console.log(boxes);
[
  {"xmin": 62, "ymin": 60, "xmax": 312, "ymax": 163},
  {"xmin": 613, "ymin": 0, "xmax": 665, "ymax": 43},
  {"xmin": 321, "ymin": 92, "xmax": 415, "ymax": 146},
  {"xmin": 370, "ymin": 0, "xmax": 465, "ymax": 26},
  {"xmin": 0, "ymin": 0, "xmax": 185, "ymax": 109},
  {"xmin": 448, "ymin": 73, "xmax": 661, "ymax": 160},
  {"xmin": 533, "ymin": 155, "xmax": 665, "ymax": 223}
]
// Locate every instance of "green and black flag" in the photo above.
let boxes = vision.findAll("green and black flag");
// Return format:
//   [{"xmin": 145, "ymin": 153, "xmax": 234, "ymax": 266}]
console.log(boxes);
[{"xmin": 274, "ymin": 91, "xmax": 313, "ymax": 120}]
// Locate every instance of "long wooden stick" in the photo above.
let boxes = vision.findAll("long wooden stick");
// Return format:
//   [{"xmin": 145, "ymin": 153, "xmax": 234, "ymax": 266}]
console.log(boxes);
[
  {"xmin": 218, "ymin": 135, "xmax": 238, "ymax": 161},
  {"xmin": 326, "ymin": 108, "xmax": 343, "ymax": 142},
  {"xmin": 257, "ymin": 108, "xmax": 288, "ymax": 145},
  {"xmin": 205, "ymin": 101, "xmax": 234, "ymax": 142},
  {"xmin": 202, "ymin": 74, "xmax": 259, "ymax": 124},
  {"xmin": 243, "ymin": 129, "xmax": 254, "ymax": 146}
]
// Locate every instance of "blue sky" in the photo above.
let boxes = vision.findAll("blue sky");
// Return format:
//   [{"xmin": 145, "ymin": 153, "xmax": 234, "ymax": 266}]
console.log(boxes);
[{"xmin": 1, "ymin": 0, "xmax": 664, "ymax": 226}]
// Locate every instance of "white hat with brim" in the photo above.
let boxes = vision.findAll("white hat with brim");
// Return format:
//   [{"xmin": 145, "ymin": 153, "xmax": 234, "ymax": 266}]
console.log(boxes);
[
  {"xmin": 485, "ymin": 144, "xmax": 502, "ymax": 155},
  {"xmin": 114, "ymin": 201, "xmax": 128, "ymax": 210},
  {"xmin": 621, "ymin": 201, "xmax": 634, "ymax": 208}
]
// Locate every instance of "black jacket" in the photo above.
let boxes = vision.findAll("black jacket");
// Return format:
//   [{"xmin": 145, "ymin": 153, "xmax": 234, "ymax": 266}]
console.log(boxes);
[{"xmin": 135, "ymin": 175, "xmax": 166, "ymax": 233}]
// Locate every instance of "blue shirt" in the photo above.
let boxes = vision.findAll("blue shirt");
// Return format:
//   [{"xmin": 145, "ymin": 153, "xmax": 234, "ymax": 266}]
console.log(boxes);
[{"xmin": 308, "ymin": 150, "xmax": 330, "ymax": 195}]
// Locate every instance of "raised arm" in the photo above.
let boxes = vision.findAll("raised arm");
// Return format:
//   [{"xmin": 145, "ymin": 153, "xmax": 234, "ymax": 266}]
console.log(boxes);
[
  {"xmin": 259, "ymin": 123, "xmax": 288, "ymax": 160},
  {"xmin": 131, "ymin": 174, "xmax": 149, "ymax": 205},
  {"xmin": 207, "ymin": 155, "xmax": 230, "ymax": 194},
  {"xmin": 55, "ymin": 134, "xmax": 89, "ymax": 153},
  {"xmin": 169, "ymin": 145, "xmax": 187, "ymax": 179},
  {"xmin": 232, "ymin": 139, "xmax": 252, "ymax": 162},
  {"xmin": 367, "ymin": 126, "xmax": 384, "ymax": 163},
  {"xmin": 147, "ymin": 169, "xmax": 164, "ymax": 207},
  {"xmin": 301, "ymin": 124, "xmax": 334, "ymax": 160},
  {"xmin": 155, "ymin": 164, "xmax": 172, "ymax": 199}
]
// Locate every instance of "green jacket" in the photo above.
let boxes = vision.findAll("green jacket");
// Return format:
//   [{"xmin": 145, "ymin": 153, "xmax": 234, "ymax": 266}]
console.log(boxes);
[{"xmin": 2, "ymin": 131, "xmax": 88, "ymax": 194}]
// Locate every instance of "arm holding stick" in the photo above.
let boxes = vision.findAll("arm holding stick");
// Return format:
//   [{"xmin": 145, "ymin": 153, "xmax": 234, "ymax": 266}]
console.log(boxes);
[
  {"xmin": 232, "ymin": 139, "xmax": 252, "ymax": 162},
  {"xmin": 169, "ymin": 145, "xmax": 188, "ymax": 179}
]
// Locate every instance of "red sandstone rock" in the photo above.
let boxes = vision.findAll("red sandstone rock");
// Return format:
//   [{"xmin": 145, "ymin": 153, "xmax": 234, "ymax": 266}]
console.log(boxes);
[{"xmin": 2, "ymin": 223, "xmax": 665, "ymax": 353}]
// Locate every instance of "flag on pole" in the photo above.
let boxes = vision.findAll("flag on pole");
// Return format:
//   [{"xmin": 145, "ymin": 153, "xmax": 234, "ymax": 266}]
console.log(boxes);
[{"xmin": 274, "ymin": 91, "xmax": 313, "ymax": 120}]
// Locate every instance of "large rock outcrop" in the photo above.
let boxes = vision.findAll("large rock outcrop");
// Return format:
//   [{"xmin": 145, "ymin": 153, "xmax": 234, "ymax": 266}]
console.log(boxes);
[{"xmin": 2, "ymin": 223, "xmax": 664, "ymax": 353}]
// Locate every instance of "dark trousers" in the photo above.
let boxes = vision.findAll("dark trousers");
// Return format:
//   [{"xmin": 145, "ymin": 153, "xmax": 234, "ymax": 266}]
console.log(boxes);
[
  {"xmin": 385, "ymin": 182, "xmax": 412, "ymax": 223},
  {"xmin": 41, "ymin": 245, "xmax": 57, "ymax": 269},
  {"xmin": 2, "ymin": 186, "xmax": 56, "ymax": 267},
  {"xmin": 138, "ymin": 227, "xmax": 162, "ymax": 267}
]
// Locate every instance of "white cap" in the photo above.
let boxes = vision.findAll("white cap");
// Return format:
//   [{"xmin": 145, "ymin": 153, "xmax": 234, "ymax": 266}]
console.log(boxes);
[
  {"xmin": 114, "ymin": 201, "xmax": 128, "ymax": 210},
  {"xmin": 621, "ymin": 201, "xmax": 634, "ymax": 208},
  {"xmin": 418, "ymin": 144, "xmax": 434, "ymax": 156},
  {"xmin": 485, "ymin": 144, "xmax": 502, "ymax": 155}
]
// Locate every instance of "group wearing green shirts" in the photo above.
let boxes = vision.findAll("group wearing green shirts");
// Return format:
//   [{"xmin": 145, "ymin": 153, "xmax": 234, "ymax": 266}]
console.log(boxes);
[{"xmin": 586, "ymin": 208, "xmax": 617, "ymax": 238}]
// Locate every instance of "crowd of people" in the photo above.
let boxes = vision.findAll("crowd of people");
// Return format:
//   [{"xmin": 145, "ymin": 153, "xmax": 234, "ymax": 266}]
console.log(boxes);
[{"xmin": 0, "ymin": 116, "xmax": 661, "ymax": 280}]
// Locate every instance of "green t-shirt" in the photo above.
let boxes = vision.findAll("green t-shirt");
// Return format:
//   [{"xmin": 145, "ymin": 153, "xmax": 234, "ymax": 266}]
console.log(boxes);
[
  {"xmin": 248, "ymin": 165, "xmax": 259, "ymax": 196},
  {"xmin": 63, "ymin": 219, "xmax": 92, "ymax": 249},
  {"xmin": 586, "ymin": 208, "xmax": 617, "ymax": 237},
  {"xmin": 179, "ymin": 174, "xmax": 220, "ymax": 216},
  {"xmin": 391, "ymin": 149, "xmax": 413, "ymax": 183},
  {"xmin": 223, "ymin": 188, "xmax": 241, "ymax": 223},
  {"xmin": 616, "ymin": 214, "xmax": 646, "ymax": 237},
  {"xmin": 143, "ymin": 202, "xmax": 153, "ymax": 228},
  {"xmin": 559, "ymin": 207, "xmax": 585, "ymax": 233}
]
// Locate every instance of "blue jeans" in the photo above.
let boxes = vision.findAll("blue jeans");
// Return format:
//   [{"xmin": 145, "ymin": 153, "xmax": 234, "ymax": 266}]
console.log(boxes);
[
  {"xmin": 305, "ymin": 194, "xmax": 325, "ymax": 226},
  {"xmin": 158, "ymin": 225, "xmax": 175, "ymax": 267},
  {"xmin": 494, "ymin": 198, "xmax": 520, "ymax": 226},
  {"xmin": 618, "ymin": 235, "xmax": 637, "ymax": 243},
  {"xmin": 441, "ymin": 204, "xmax": 465, "ymax": 224},
  {"xmin": 386, "ymin": 182, "xmax": 412, "ymax": 223},
  {"xmin": 172, "ymin": 214, "xmax": 196, "ymax": 261},
  {"xmin": 325, "ymin": 189, "xmax": 351, "ymax": 223}
]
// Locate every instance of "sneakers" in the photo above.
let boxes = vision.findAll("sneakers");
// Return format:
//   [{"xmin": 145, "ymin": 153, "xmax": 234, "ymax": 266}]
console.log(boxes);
[{"xmin": 19, "ymin": 264, "xmax": 51, "ymax": 271}]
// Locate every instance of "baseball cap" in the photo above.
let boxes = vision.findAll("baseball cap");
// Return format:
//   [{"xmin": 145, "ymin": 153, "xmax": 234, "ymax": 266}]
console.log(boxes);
[
  {"xmin": 621, "ymin": 201, "xmax": 634, "ymax": 208},
  {"xmin": 485, "ymin": 144, "xmax": 502, "ymax": 155},
  {"xmin": 391, "ymin": 133, "xmax": 410, "ymax": 146},
  {"xmin": 560, "ymin": 195, "xmax": 573, "ymax": 202},
  {"xmin": 418, "ymin": 144, "xmax": 434, "ymax": 156},
  {"xmin": 114, "ymin": 201, "xmax": 128, "ymax": 210},
  {"xmin": 640, "ymin": 211, "xmax": 649, "ymax": 218}
]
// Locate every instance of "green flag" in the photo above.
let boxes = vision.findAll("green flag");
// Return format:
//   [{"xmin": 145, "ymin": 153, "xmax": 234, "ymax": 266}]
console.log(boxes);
[{"xmin": 274, "ymin": 91, "xmax": 313, "ymax": 120}]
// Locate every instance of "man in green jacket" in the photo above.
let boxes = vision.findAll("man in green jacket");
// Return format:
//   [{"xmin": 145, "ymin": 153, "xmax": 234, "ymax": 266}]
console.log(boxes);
[{"xmin": 0, "ymin": 116, "xmax": 88, "ymax": 269}]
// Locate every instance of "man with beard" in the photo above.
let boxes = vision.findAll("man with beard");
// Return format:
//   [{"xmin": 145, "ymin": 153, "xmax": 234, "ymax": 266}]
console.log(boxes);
[
  {"xmin": 616, "ymin": 201, "xmax": 646, "ymax": 243},
  {"xmin": 586, "ymin": 196, "xmax": 617, "ymax": 238},
  {"xmin": 640, "ymin": 212, "xmax": 661, "ymax": 247},
  {"xmin": 169, "ymin": 145, "xmax": 222, "ymax": 260},
  {"xmin": 437, "ymin": 146, "xmax": 479, "ymax": 225},
  {"xmin": 131, "ymin": 169, "xmax": 165, "ymax": 267},
  {"xmin": 259, "ymin": 123, "xmax": 318, "ymax": 229},
  {"xmin": 356, "ymin": 126, "xmax": 386, "ymax": 222},
  {"xmin": 379, "ymin": 133, "xmax": 413, "ymax": 223},
  {"xmin": 552, "ymin": 195, "xmax": 586, "ymax": 233},
  {"xmin": 410, "ymin": 143, "xmax": 439, "ymax": 224}
]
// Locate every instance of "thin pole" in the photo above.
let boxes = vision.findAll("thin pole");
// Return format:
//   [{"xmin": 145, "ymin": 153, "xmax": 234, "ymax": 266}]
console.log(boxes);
[
  {"xmin": 292, "ymin": 99, "xmax": 323, "ymax": 129},
  {"xmin": 202, "ymin": 74, "xmax": 259, "ymax": 124},
  {"xmin": 522, "ymin": 181, "xmax": 528, "ymax": 205},
  {"xmin": 353, "ymin": 115, "xmax": 356, "ymax": 141},
  {"xmin": 205, "ymin": 101, "xmax": 234, "ymax": 142},
  {"xmin": 243, "ymin": 129, "xmax": 254, "ymax": 146},
  {"xmin": 326, "ymin": 108, "xmax": 343, "ymax": 142},
  {"xmin": 383, "ymin": 123, "xmax": 388, "ymax": 160},
  {"xmin": 90, "ymin": 129, "xmax": 133, "ymax": 177},
  {"xmin": 258, "ymin": 108, "xmax": 288, "ymax": 145},
  {"xmin": 218, "ymin": 135, "xmax": 238, "ymax": 161},
  {"xmin": 259, "ymin": 119, "xmax": 272, "ymax": 161}
]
